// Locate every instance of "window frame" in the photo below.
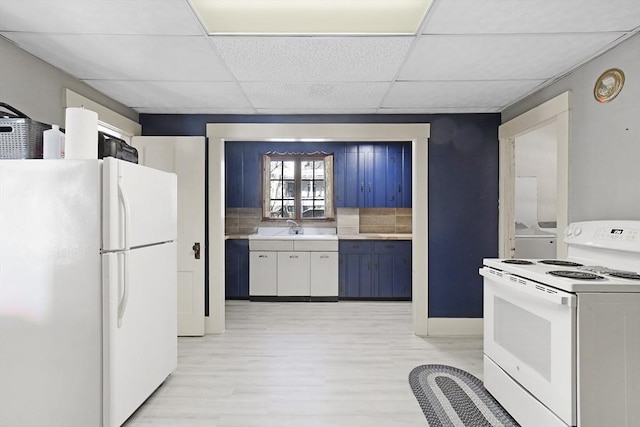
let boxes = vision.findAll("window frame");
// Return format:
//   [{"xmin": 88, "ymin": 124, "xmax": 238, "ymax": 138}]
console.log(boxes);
[{"xmin": 262, "ymin": 152, "xmax": 334, "ymax": 221}]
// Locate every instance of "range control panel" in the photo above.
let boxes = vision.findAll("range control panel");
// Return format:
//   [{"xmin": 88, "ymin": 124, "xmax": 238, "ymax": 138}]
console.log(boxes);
[{"xmin": 565, "ymin": 221, "xmax": 640, "ymax": 252}]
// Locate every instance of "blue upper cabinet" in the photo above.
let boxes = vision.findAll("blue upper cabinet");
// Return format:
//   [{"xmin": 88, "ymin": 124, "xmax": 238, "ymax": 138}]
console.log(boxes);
[
  {"xmin": 226, "ymin": 141, "xmax": 411, "ymax": 209},
  {"xmin": 225, "ymin": 143, "xmax": 243, "ymax": 207},
  {"xmin": 334, "ymin": 143, "xmax": 411, "ymax": 209}
]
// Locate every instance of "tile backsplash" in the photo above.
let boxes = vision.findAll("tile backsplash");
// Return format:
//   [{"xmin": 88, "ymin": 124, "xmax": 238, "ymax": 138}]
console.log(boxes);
[
  {"xmin": 225, "ymin": 208, "xmax": 261, "ymax": 235},
  {"xmin": 227, "ymin": 207, "xmax": 412, "ymax": 235},
  {"xmin": 337, "ymin": 207, "xmax": 412, "ymax": 234}
]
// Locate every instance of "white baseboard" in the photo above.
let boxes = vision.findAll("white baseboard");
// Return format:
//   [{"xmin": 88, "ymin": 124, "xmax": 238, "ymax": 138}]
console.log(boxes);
[{"xmin": 426, "ymin": 317, "xmax": 483, "ymax": 336}]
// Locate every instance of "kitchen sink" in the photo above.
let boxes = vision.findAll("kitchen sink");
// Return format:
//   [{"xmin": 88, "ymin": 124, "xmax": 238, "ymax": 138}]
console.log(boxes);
[
  {"xmin": 250, "ymin": 226, "xmax": 337, "ymax": 240},
  {"xmin": 248, "ymin": 226, "xmax": 339, "ymax": 298}
]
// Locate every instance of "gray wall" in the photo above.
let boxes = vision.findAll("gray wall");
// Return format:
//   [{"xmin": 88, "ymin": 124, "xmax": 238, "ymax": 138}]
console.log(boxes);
[
  {"xmin": 503, "ymin": 34, "xmax": 640, "ymax": 222},
  {"xmin": 0, "ymin": 36, "xmax": 137, "ymax": 126}
]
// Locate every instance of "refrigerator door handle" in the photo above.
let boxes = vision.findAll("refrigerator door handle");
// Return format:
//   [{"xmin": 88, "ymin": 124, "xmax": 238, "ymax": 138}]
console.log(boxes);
[
  {"xmin": 118, "ymin": 177, "xmax": 132, "ymax": 251},
  {"xmin": 117, "ymin": 252, "xmax": 129, "ymax": 327}
]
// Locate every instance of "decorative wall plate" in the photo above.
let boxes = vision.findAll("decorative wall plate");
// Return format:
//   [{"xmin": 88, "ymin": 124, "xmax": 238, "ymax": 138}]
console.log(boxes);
[{"xmin": 594, "ymin": 68, "xmax": 625, "ymax": 103}]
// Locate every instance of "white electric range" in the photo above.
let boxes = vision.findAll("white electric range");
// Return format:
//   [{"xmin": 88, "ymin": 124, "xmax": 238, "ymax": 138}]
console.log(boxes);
[{"xmin": 480, "ymin": 220, "xmax": 640, "ymax": 427}]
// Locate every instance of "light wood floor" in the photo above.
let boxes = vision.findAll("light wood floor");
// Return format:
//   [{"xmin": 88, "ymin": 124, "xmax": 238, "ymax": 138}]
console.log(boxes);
[{"xmin": 125, "ymin": 301, "xmax": 483, "ymax": 427}]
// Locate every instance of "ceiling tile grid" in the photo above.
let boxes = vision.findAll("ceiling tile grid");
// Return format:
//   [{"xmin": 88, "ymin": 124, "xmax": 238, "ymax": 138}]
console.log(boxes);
[
  {"xmin": 85, "ymin": 80, "xmax": 252, "ymax": 109},
  {"xmin": 382, "ymin": 80, "xmax": 546, "ymax": 111},
  {"xmin": 0, "ymin": 0, "xmax": 204, "ymax": 36},
  {"xmin": 423, "ymin": 0, "xmax": 640, "ymax": 34},
  {"xmin": 0, "ymin": 32, "xmax": 235, "ymax": 81},
  {"xmin": 239, "ymin": 81, "xmax": 392, "ymax": 110},
  {"xmin": 0, "ymin": 0, "xmax": 638, "ymax": 114},
  {"xmin": 211, "ymin": 36, "xmax": 415, "ymax": 82},
  {"xmin": 398, "ymin": 33, "xmax": 627, "ymax": 81}
]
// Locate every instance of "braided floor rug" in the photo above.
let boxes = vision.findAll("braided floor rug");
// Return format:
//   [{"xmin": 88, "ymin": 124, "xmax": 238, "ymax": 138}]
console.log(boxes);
[{"xmin": 409, "ymin": 364, "xmax": 520, "ymax": 427}]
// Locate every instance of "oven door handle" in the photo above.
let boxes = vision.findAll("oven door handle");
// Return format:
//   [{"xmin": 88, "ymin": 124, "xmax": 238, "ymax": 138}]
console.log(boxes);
[{"xmin": 480, "ymin": 267, "xmax": 576, "ymax": 307}]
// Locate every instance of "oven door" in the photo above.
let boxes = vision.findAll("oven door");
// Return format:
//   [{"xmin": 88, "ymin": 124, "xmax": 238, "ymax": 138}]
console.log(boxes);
[{"xmin": 481, "ymin": 267, "xmax": 576, "ymax": 426}]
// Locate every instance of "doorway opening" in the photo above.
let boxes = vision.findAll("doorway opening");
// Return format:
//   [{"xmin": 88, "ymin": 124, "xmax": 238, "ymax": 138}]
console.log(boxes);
[
  {"xmin": 498, "ymin": 92, "xmax": 570, "ymax": 259},
  {"xmin": 514, "ymin": 122, "xmax": 558, "ymax": 259},
  {"xmin": 206, "ymin": 123, "xmax": 430, "ymax": 335}
]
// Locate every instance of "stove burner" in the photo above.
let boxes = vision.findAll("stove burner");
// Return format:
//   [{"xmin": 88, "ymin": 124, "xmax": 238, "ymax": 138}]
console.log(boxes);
[
  {"xmin": 609, "ymin": 272, "xmax": 640, "ymax": 280},
  {"xmin": 502, "ymin": 259, "xmax": 534, "ymax": 265},
  {"xmin": 547, "ymin": 270, "xmax": 605, "ymax": 280},
  {"xmin": 539, "ymin": 260, "xmax": 583, "ymax": 267}
]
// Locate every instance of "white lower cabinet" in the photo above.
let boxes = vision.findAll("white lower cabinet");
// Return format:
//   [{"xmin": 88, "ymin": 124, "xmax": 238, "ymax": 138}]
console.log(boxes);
[
  {"xmin": 249, "ymin": 251, "xmax": 277, "ymax": 296},
  {"xmin": 249, "ymin": 238, "xmax": 338, "ymax": 298},
  {"xmin": 310, "ymin": 252, "xmax": 339, "ymax": 296},
  {"xmin": 277, "ymin": 252, "xmax": 311, "ymax": 296}
]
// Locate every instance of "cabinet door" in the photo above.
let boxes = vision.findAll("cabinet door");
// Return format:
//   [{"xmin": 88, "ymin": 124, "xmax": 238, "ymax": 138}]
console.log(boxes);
[
  {"xmin": 225, "ymin": 239, "xmax": 250, "ymax": 298},
  {"xmin": 225, "ymin": 144, "xmax": 243, "ymax": 207},
  {"xmin": 242, "ymin": 147, "xmax": 261, "ymax": 207},
  {"xmin": 401, "ymin": 142, "xmax": 412, "ymax": 207},
  {"xmin": 339, "ymin": 241, "xmax": 373, "ymax": 297},
  {"xmin": 357, "ymin": 147, "xmax": 371, "ymax": 207},
  {"xmin": 374, "ymin": 254, "xmax": 395, "ymax": 298},
  {"xmin": 371, "ymin": 145, "xmax": 388, "ymax": 207},
  {"xmin": 249, "ymin": 251, "xmax": 277, "ymax": 296},
  {"xmin": 386, "ymin": 144, "xmax": 403, "ymax": 207},
  {"xmin": 277, "ymin": 252, "xmax": 311, "ymax": 296},
  {"xmin": 393, "ymin": 251, "xmax": 412, "ymax": 298},
  {"xmin": 333, "ymin": 145, "xmax": 346, "ymax": 207},
  {"xmin": 310, "ymin": 252, "xmax": 338, "ymax": 296},
  {"xmin": 373, "ymin": 241, "xmax": 412, "ymax": 299},
  {"xmin": 344, "ymin": 147, "xmax": 360, "ymax": 207}
]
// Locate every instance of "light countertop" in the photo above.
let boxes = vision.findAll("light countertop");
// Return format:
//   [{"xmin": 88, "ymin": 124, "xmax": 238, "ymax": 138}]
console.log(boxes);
[{"xmin": 226, "ymin": 233, "xmax": 412, "ymax": 241}]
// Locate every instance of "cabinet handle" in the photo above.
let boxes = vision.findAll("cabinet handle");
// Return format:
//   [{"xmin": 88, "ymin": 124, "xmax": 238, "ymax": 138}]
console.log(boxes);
[
  {"xmin": 290, "ymin": 255, "xmax": 298, "ymax": 259},
  {"xmin": 398, "ymin": 185, "xmax": 402, "ymax": 193},
  {"xmin": 259, "ymin": 255, "xmax": 267, "ymax": 258},
  {"xmin": 360, "ymin": 183, "xmax": 364, "ymax": 193},
  {"xmin": 320, "ymin": 255, "xmax": 329, "ymax": 259},
  {"xmin": 368, "ymin": 183, "xmax": 372, "ymax": 192}
]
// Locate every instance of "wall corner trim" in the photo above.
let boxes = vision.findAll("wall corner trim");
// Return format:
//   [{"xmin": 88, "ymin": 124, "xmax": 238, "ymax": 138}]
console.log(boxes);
[{"xmin": 425, "ymin": 317, "xmax": 484, "ymax": 337}]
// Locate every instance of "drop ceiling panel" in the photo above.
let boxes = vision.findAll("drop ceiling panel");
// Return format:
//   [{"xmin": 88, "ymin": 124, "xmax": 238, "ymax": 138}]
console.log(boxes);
[
  {"xmin": 383, "ymin": 80, "xmax": 545, "ymax": 109},
  {"xmin": 255, "ymin": 108, "xmax": 379, "ymax": 115},
  {"xmin": 399, "ymin": 33, "xmax": 625, "ymax": 81},
  {"xmin": 0, "ymin": 33, "xmax": 234, "ymax": 81},
  {"xmin": 379, "ymin": 107, "xmax": 501, "ymax": 114},
  {"xmin": 212, "ymin": 36, "xmax": 414, "ymax": 82},
  {"xmin": 240, "ymin": 82, "xmax": 391, "ymax": 109},
  {"xmin": 423, "ymin": 0, "xmax": 640, "ymax": 34},
  {"xmin": 0, "ymin": 0, "xmax": 203, "ymax": 35},
  {"xmin": 135, "ymin": 107, "xmax": 258, "ymax": 114},
  {"xmin": 85, "ymin": 80, "xmax": 251, "ymax": 109}
]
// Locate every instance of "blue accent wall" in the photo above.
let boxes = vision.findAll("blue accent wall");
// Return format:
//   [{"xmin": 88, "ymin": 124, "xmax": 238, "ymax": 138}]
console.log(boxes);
[{"xmin": 140, "ymin": 113, "xmax": 500, "ymax": 318}]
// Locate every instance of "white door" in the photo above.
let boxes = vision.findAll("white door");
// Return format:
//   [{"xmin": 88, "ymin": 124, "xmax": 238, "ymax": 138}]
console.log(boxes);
[{"xmin": 132, "ymin": 136, "xmax": 206, "ymax": 336}]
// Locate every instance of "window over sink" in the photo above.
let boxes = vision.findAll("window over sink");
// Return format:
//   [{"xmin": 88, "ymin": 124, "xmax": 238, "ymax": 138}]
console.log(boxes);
[{"xmin": 262, "ymin": 152, "xmax": 334, "ymax": 220}]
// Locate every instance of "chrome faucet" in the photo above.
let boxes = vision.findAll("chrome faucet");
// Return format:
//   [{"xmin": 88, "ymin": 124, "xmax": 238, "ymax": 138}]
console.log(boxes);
[{"xmin": 286, "ymin": 219, "xmax": 303, "ymax": 235}]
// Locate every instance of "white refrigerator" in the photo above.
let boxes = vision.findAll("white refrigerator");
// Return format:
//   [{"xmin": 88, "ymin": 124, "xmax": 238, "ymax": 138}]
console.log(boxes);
[{"xmin": 0, "ymin": 158, "xmax": 178, "ymax": 427}]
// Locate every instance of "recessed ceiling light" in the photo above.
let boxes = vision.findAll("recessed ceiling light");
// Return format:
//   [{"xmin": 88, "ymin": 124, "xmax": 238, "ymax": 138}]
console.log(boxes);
[{"xmin": 189, "ymin": 0, "xmax": 432, "ymax": 35}]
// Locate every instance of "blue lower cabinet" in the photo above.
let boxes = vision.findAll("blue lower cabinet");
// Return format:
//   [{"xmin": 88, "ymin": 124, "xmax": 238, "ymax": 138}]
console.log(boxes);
[
  {"xmin": 339, "ymin": 240, "xmax": 411, "ymax": 300},
  {"xmin": 225, "ymin": 239, "xmax": 249, "ymax": 299},
  {"xmin": 339, "ymin": 241, "xmax": 373, "ymax": 297}
]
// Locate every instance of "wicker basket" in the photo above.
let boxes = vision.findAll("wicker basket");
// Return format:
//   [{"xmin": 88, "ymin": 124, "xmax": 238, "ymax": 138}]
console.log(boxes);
[{"xmin": 0, "ymin": 103, "xmax": 51, "ymax": 159}]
